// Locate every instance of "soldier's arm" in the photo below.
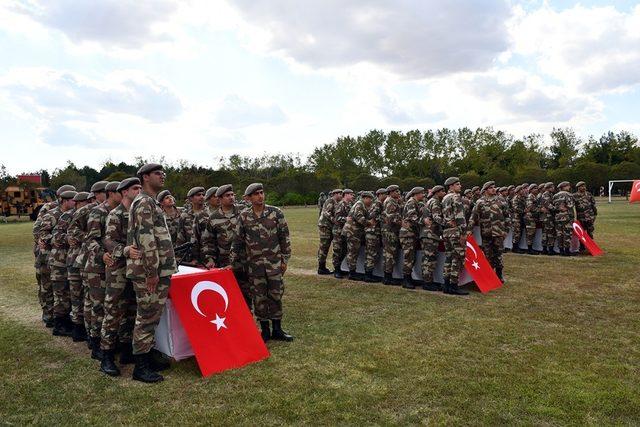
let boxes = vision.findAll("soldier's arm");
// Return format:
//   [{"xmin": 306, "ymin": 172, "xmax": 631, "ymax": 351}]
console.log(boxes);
[
  {"xmin": 323, "ymin": 201, "xmax": 335, "ymax": 225},
  {"xmin": 467, "ymin": 202, "xmax": 479, "ymax": 231},
  {"xmin": 200, "ymin": 218, "xmax": 218, "ymax": 266},
  {"xmin": 407, "ymin": 203, "xmax": 420, "ymax": 226},
  {"xmin": 39, "ymin": 213, "xmax": 54, "ymax": 246},
  {"xmin": 353, "ymin": 204, "xmax": 367, "ymax": 226},
  {"xmin": 230, "ymin": 217, "xmax": 246, "ymax": 268},
  {"xmin": 51, "ymin": 217, "xmax": 67, "ymax": 248},
  {"xmin": 189, "ymin": 216, "xmax": 202, "ymax": 262},
  {"xmin": 104, "ymin": 213, "xmax": 125, "ymax": 259},
  {"xmin": 276, "ymin": 210, "xmax": 292, "ymax": 264},
  {"xmin": 134, "ymin": 200, "xmax": 161, "ymax": 278},
  {"xmin": 67, "ymin": 212, "xmax": 82, "ymax": 247}
]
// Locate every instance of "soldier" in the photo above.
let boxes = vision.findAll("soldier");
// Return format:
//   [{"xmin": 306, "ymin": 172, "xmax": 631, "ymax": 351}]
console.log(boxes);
[
  {"xmin": 343, "ymin": 191, "xmax": 373, "ymax": 281},
  {"xmin": 317, "ymin": 192, "xmax": 327, "ymax": 216},
  {"xmin": 332, "ymin": 189, "xmax": 354, "ymax": 279},
  {"xmin": 363, "ymin": 188, "xmax": 387, "ymax": 283},
  {"xmin": 157, "ymin": 190, "xmax": 181, "ymax": 245},
  {"xmin": 539, "ymin": 182, "xmax": 556, "ymax": 255},
  {"xmin": 99, "ymin": 178, "xmax": 143, "ymax": 377},
  {"xmin": 574, "ymin": 181, "xmax": 597, "ymax": 244},
  {"xmin": 511, "ymin": 185, "xmax": 526, "ymax": 253},
  {"xmin": 177, "ymin": 187, "xmax": 207, "ymax": 265},
  {"xmin": 66, "ymin": 191, "xmax": 90, "ymax": 341},
  {"xmin": 420, "ymin": 185, "xmax": 446, "ymax": 291},
  {"xmin": 441, "ymin": 177, "xmax": 469, "ymax": 295},
  {"xmin": 471, "ymin": 186, "xmax": 481, "ymax": 204},
  {"xmin": 127, "ymin": 163, "xmax": 177, "ymax": 383},
  {"xmin": 468, "ymin": 181, "xmax": 510, "ymax": 282},
  {"xmin": 524, "ymin": 183, "xmax": 541, "ymax": 255},
  {"xmin": 399, "ymin": 187, "xmax": 425, "ymax": 289},
  {"xmin": 553, "ymin": 181, "xmax": 576, "ymax": 256},
  {"xmin": 317, "ymin": 189, "xmax": 343, "ymax": 275},
  {"xmin": 381, "ymin": 185, "xmax": 402, "ymax": 286},
  {"xmin": 462, "ymin": 189, "xmax": 473, "ymax": 222},
  {"xmin": 201, "ymin": 184, "xmax": 252, "ymax": 310},
  {"xmin": 204, "ymin": 186, "xmax": 219, "ymax": 214},
  {"xmin": 232, "ymin": 183, "xmax": 293, "ymax": 343}
]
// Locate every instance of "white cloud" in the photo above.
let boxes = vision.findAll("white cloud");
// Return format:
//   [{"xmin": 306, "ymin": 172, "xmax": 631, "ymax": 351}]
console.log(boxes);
[
  {"xmin": 215, "ymin": 94, "xmax": 287, "ymax": 128},
  {"xmin": 377, "ymin": 91, "xmax": 445, "ymax": 125}
]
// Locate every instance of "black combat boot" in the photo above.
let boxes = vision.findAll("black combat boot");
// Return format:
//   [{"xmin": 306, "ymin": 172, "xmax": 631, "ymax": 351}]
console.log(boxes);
[
  {"xmin": 443, "ymin": 279, "xmax": 469, "ymax": 295},
  {"xmin": 119, "ymin": 343, "xmax": 134, "ymax": 365},
  {"xmin": 348, "ymin": 269, "xmax": 360, "ymax": 281},
  {"xmin": 271, "ymin": 320, "xmax": 294, "ymax": 342},
  {"xmin": 541, "ymin": 246, "xmax": 548, "ymax": 255},
  {"xmin": 511, "ymin": 246, "xmax": 521, "ymax": 254},
  {"xmin": 42, "ymin": 313, "xmax": 53, "ymax": 328},
  {"xmin": 527, "ymin": 245, "xmax": 538, "ymax": 255},
  {"xmin": 422, "ymin": 281, "xmax": 441, "ymax": 291},
  {"xmin": 402, "ymin": 274, "xmax": 415, "ymax": 290},
  {"xmin": 382, "ymin": 272, "xmax": 393, "ymax": 285},
  {"xmin": 100, "ymin": 350, "xmax": 121, "ymax": 377},
  {"xmin": 91, "ymin": 337, "xmax": 103, "ymax": 360},
  {"xmin": 561, "ymin": 247, "xmax": 569, "ymax": 257},
  {"xmin": 149, "ymin": 349, "xmax": 171, "ymax": 371},
  {"xmin": 496, "ymin": 267, "xmax": 504, "ymax": 283},
  {"xmin": 317, "ymin": 262, "xmax": 332, "ymax": 275},
  {"xmin": 260, "ymin": 321, "xmax": 271, "ymax": 342},
  {"xmin": 503, "ymin": 247, "xmax": 511, "ymax": 253},
  {"xmin": 364, "ymin": 270, "xmax": 376, "ymax": 283},
  {"xmin": 547, "ymin": 246, "xmax": 555, "ymax": 256},
  {"xmin": 52, "ymin": 316, "xmax": 73, "ymax": 337},
  {"xmin": 132, "ymin": 353, "xmax": 163, "ymax": 383},
  {"xmin": 333, "ymin": 266, "xmax": 346, "ymax": 279},
  {"xmin": 71, "ymin": 323, "xmax": 87, "ymax": 342}
]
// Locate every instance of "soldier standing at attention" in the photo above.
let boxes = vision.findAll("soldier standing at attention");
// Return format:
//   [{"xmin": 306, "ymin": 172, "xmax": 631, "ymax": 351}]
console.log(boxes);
[
  {"xmin": 99, "ymin": 177, "xmax": 143, "ymax": 377},
  {"xmin": 317, "ymin": 189, "xmax": 342, "ymax": 275},
  {"xmin": 177, "ymin": 187, "xmax": 207, "ymax": 264},
  {"xmin": 524, "ymin": 183, "xmax": 541, "ymax": 255},
  {"xmin": 317, "ymin": 192, "xmax": 327, "ymax": 216},
  {"xmin": 363, "ymin": 188, "xmax": 387, "ymax": 283},
  {"xmin": 204, "ymin": 187, "xmax": 219, "ymax": 214},
  {"xmin": 511, "ymin": 185, "xmax": 526, "ymax": 253},
  {"xmin": 471, "ymin": 186, "xmax": 481, "ymax": 205},
  {"xmin": 399, "ymin": 187, "xmax": 425, "ymax": 290},
  {"xmin": 441, "ymin": 177, "xmax": 469, "ymax": 296},
  {"xmin": 381, "ymin": 185, "xmax": 402, "ymax": 286},
  {"xmin": 232, "ymin": 183, "xmax": 293, "ymax": 343},
  {"xmin": 343, "ymin": 191, "xmax": 373, "ymax": 281},
  {"xmin": 332, "ymin": 189, "xmax": 354, "ymax": 279},
  {"xmin": 66, "ymin": 191, "xmax": 91, "ymax": 341},
  {"xmin": 420, "ymin": 185, "xmax": 446, "ymax": 291},
  {"xmin": 573, "ymin": 181, "xmax": 597, "ymax": 243},
  {"xmin": 127, "ymin": 163, "xmax": 177, "ymax": 383},
  {"xmin": 462, "ymin": 189, "xmax": 473, "ymax": 222},
  {"xmin": 553, "ymin": 181, "xmax": 576, "ymax": 257},
  {"xmin": 539, "ymin": 182, "xmax": 556, "ymax": 255},
  {"xmin": 157, "ymin": 190, "xmax": 181, "ymax": 246}
]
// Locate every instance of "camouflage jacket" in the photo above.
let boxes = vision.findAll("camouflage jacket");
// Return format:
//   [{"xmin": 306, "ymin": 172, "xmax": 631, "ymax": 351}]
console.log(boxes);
[
  {"xmin": 366, "ymin": 199, "xmax": 384, "ymax": 234},
  {"xmin": 468, "ymin": 195, "xmax": 510, "ymax": 238},
  {"xmin": 38, "ymin": 207, "xmax": 63, "ymax": 259},
  {"xmin": 420, "ymin": 197, "xmax": 445, "ymax": 240},
  {"xmin": 189, "ymin": 209, "xmax": 210, "ymax": 264},
  {"xmin": 342, "ymin": 199, "xmax": 369, "ymax": 238},
  {"xmin": 462, "ymin": 196, "xmax": 472, "ymax": 222},
  {"xmin": 104, "ymin": 203, "xmax": 129, "ymax": 271},
  {"xmin": 524, "ymin": 193, "xmax": 541, "ymax": 222},
  {"xmin": 512, "ymin": 194, "xmax": 526, "ymax": 218},
  {"xmin": 539, "ymin": 191, "xmax": 555, "ymax": 222},
  {"xmin": 552, "ymin": 191, "xmax": 575, "ymax": 222},
  {"xmin": 399, "ymin": 197, "xmax": 422, "ymax": 238},
  {"xmin": 318, "ymin": 197, "xmax": 337, "ymax": 228},
  {"xmin": 38, "ymin": 201, "xmax": 58, "ymax": 219},
  {"xmin": 231, "ymin": 205, "xmax": 291, "ymax": 277},
  {"xmin": 201, "ymin": 204, "xmax": 245, "ymax": 270},
  {"xmin": 127, "ymin": 191, "xmax": 177, "ymax": 280},
  {"xmin": 442, "ymin": 192, "xmax": 466, "ymax": 235},
  {"xmin": 162, "ymin": 207, "xmax": 181, "ymax": 244},
  {"xmin": 381, "ymin": 196, "xmax": 402, "ymax": 232},
  {"xmin": 176, "ymin": 207, "xmax": 201, "ymax": 247},
  {"xmin": 332, "ymin": 200, "xmax": 352, "ymax": 234},
  {"xmin": 85, "ymin": 202, "xmax": 111, "ymax": 274},
  {"xmin": 67, "ymin": 202, "xmax": 96, "ymax": 269},
  {"xmin": 50, "ymin": 208, "xmax": 75, "ymax": 268},
  {"xmin": 573, "ymin": 191, "xmax": 597, "ymax": 221}
]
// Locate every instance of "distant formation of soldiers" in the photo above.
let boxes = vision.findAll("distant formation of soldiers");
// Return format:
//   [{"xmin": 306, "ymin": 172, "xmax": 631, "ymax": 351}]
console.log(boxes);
[
  {"xmin": 317, "ymin": 179, "xmax": 598, "ymax": 295},
  {"xmin": 33, "ymin": 164, "xmax": 292, "ymax": 384}
]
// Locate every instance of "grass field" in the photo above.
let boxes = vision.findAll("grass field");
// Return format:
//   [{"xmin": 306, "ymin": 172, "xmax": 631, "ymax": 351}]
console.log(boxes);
[{"xmin": 1, "ymin": 200, "xmax": 639, "ymax": 425}]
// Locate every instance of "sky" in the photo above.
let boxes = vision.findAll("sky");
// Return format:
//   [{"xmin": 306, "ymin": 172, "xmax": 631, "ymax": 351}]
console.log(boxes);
[{"xmin": 0, "ymin": 0, "xmax": 639, "ymax": 174}]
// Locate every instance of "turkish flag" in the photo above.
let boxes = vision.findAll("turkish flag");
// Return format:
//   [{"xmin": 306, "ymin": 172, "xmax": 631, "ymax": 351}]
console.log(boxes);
[
  {"xmin": 169, "ymin": 268, "xmax": 270, "ymax": 377},
  {"xmin": 464, "ymin": 235, "xmax": 503, "ymax": 293},
  {"xmin": 630, "ymin": 180, "xmax": 640, "ymax": 203},
  {"xmin": 572, "ymin": 221, "xmax": 604, "ymax": 256}
]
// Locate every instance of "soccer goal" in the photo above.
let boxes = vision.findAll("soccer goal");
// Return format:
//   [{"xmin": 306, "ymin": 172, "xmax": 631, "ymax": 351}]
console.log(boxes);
[{"xmin": 608, "ymin": 180, "xmax": 635, "ymax": 203}]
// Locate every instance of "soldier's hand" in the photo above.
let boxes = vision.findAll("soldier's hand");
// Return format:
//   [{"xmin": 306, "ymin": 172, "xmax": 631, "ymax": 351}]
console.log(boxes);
[
  {"xmin": 423, "ymin": 218, "xmax": 432, "ymax": 226},
  {"xmin": 127, "ymin": 246, "xmax": 142, "ymax": 260},
  {"xmin": 103, "ymin": 252, "xmax": 114, "ymax": 266},
  {"xmin": 146, "ymin": 275, "xmax": 159, "ymax": 292},
  {"xmin": 281, "ymin": 261, "xmax": 287, "ymax": 275}
]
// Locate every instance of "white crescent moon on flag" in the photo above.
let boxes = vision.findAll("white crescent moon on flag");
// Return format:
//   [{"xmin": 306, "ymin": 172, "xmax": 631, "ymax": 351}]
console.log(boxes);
[
  {"xmin": 466, "ymin": 241, "xmax": 477, "ymax": 259},
  {"xmin": 635, "ymin": 182, "xmax": 640, "ymax": 192},
  {"xmin": 572, "ymin": 222, "xmax": 586, "ymax": 241},
  {"xmin": 191, "ymin": 280, "xmax": 229, "ymax": 317}
]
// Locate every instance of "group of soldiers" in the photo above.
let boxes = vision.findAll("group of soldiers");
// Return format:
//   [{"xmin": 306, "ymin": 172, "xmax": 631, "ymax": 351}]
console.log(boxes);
[
  {"xmin": 33, "ymin": 163, "xmax": 292, "ymax": 384},
  {"xmin": 317, "ymin": 179, "xmax": 597, "ymax": 295}
]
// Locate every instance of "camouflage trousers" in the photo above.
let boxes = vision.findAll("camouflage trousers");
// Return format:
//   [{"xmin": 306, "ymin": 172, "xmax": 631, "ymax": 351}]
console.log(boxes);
[
  {"xmin": 132, "ymin": 276, "xmax": 171, "ymax": 355},
  {"xmin": 100, "ymin": 267, "xmax": 137, "ymax": 351},
  {"xmin": 400, "ymin": 233, "xmax": 419, "ymax": 275},
  {"xmin": 234, "ymin": 269, "xmax": 253, "ymax": 312},
  {"xmin": 331, "ymin": 230, "xmax": 347, "ymax": 270},
  {"xmin": 555, "ymin": 220, "xmax": 573, "ymax": 249},
  {"xmin": 512, "ymin": 216, "xmax": 523, "ymax": 245},
  {"xmin": 420, "ymin": 237, "xmax": 440, "ymax": 283},
  {"xmin": 381, "ymin": 228, "xmax": 400, "ymax": 274},
  {"xmin": 50, "ymin": 265, "xmax": 70, "ymax": 318},
  {"xmin": 481, "ymin": 235, "xmax": 504, "ymax": 271},
  {"xmin": 346, "ymin": 232, "xmax": 365, "ymax": 271},
  {"xmin": 317, "ymin": 225, "xmax": 333, "ymax": 265},
  {"xmin": 443, "ymin": 229, "xmax": 465, "ymax": 285},
  {"xmin": 86, "ymin": 272, "xmax": 106, "ymax": 339},
  {"xmin": 36, "ymin": 265, "xmax": 53, "ymax": 320},
  {"xmin": 250, "ymin": 272, "xmax": 284, "ymax": 322},
  {"xmin": 525, "ymin": 218, "xmax": 537, "ymax": 246},
  {"xmin": 82, "ymin": 271, "xmax": 92, "ymax": 336},
  {"xmin": 541, "ymin": 219, "xmax": 556, "ymax": 248},
  {"xmin": 67, "ymin": 266, "xmax": 83, "ymax": 325},
  {"xmin": 364, "ymin": 231, "xmax": 382, "ymax": 271},
  {"xmin": 578, "ymin": 218, "xmax": 595, "ymax": 238}
]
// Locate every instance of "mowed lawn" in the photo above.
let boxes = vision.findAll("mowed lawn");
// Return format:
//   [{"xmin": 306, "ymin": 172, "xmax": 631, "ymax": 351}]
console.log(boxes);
[{"xmin": 1, "ymin": 200, "xmax": 639, "ymax": 425}]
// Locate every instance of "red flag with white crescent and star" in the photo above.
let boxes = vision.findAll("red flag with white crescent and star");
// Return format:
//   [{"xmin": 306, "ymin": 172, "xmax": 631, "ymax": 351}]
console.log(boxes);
[
  {"xmin": 169, "ymin": 268, "xmax": 270, "ymax": 377},
  {"xmin": 572, "ymin": 220, "xmax": 604, "ymax": 256},
  {"xmin": 630, "ymin": 180, "xmax": 640, "ymax": 203},
  {"xmin": 464, "ymin": 235, "xmax": 503, "ymax": 293}
]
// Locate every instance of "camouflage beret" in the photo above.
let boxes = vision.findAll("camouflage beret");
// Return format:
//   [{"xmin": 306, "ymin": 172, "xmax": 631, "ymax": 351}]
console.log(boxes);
[
  {"xmin": 528, "ymin": 183, "xmax": 538, "ymax": 191},
  {"xmin": 408, "ymin": 186, "xmax": 425, "ymax": 197},
  {"xmin": 375, "ymin": 188, "xmax": 388, "ymax": 195},
  {"xmin": 481, "ymin": 181, "xmax": 495, "ymax": 192},
  {"xmin": 244, "ymin": 182, "xmax": 263, "ymax": 196},
  {"xmin": 187, "ymin": 186, "xmax": 205, "ymax": 198},
  {"xmin": 105, "ymin": 181, "xmax": 120, "ymax": 192},
  {"xmin": 342, "ymin": 188, "xmax": 354, "ymax": 194},
  {"xmin": 116, "ymin": 177, "xmax": 140, "ymax": 192},
  {"xmin": 205, "ymin": 186, "xmax": 219, "ymax": 200},
  {"xmin": 498, "ymin": 186, "xmax": 508, "ymax": 192},
  {"xmin": 157, "ymin": 190, "xmax": 171, "ymax": 202},
  {"xmin": 558, "ymin": 181, "xmax": 570, "ymax": 188},
  {"xmin": 90, "ymin": 181, "xmax": 108, "ymax": 193},
  {"xmin": 137, "ymin": 163, "xmax": 163, "ymax": 176},
  {"xmin": 361, "ymin": 191, "xmax": 374, "ymax": 198},
  {"xmin": 215, "ymin": 184, "xmax": 233, "ymax": 198},
  {"xmin": 386, "ymin": 185, "xmax": 400, "ymax": 193},
  {"xmin": 56, "ymin": 184, "xmax": 76, "ymax": 196},
  {"xmin": 431, "ymin": 185, "xmax": 445, "ymax": 193},
  {"xmin": 463, "ymin": 189, "xmax": 472, "ymax": 196},
  {"xmin": 576, "ymin": 181, "xmax": 586, "ymax": 188},
  {"xmin": 330, "ymin": 189, "xmax": 343, "ymax": 195},
  {"xmin": 60, "ymin": 190, "xmax": 77, "ymax": 200},
  {"xmin": 444, "ymin": 177, "xmax": 460, "ymax": 187},
  {"xmin": 72, "ymin": 191, "xmax": 90, "ymax": 202},
  {"xmin": 472, "ymin": 186, "xmax": 480, "ymax": 192}
]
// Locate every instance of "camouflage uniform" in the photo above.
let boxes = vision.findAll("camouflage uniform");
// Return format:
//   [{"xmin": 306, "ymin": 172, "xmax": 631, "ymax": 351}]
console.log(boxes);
[
  {"xmin": 100, "ymin": 204, "xmax": 137, "ymax": 351},
  {"xmin": 441, "ymin": 192, "xmax": 466, "ymax": 286},
  {"xmin": 50, "ymin": 208, "xmax": 75, "ymax": 319},
  {"xmin": 381, "ymin": 197, "xmax": 402, "ymax": 274},
  {"xmin": 462, "ymin": 195, "xmax": 472, "ymax": 222},
  {"xmin": 524, "ymin": 192, "xmax": 540, "ymax": 246},
  {"xmin": 68, "ymin": 201, "xmax": 96, "ymax": 333},
  {"xmin": 342, "ymin": 200, "xmax": 368, "ymax": 271},
  {"xmin": 364, "ymin": 199, "xmax": 383, "ymax": 272},
  {"xmin": 33, "ymin": 206, "xmax": 56, "ymax": 322},
  {"xmin": 317, "ymin": 198, "xmax": 337, "ymax": 267},
  {"xmin": 573, "ymin": 191, "xmax": 597, "ymax": 238},
  {"xmin": 189, "ymin": 209, "xmax": 210, "ymax": 265},
  {"xmin": 232, "ymin": 205, "xmax": 291, "ymax": 321},
  {"xmin": 420, "ymin": 197, "xmax": 444, "ymax": 283},
  {"xmin": 163, "ymin": 207, "xmax": 181, "ymax": 245},
  {"xmin": 539, "ymin": 190, "xmax": 556, "ymax": 250},
  {"xmin": 38, "ymin": 208, "xmax": 63, "ymax": 321},
  {"xmin": 399, "ymin": 197, "xmax": 422, "ymax": 275},
  {"xmin": 127, "ymin": 191, "xmax": 177, "ymax": 355},
  {"xmin": 552, "ymin": 190, "xmax": 576, "ymax": 251},
  {"xmin": 85, "ymin": 203, "xmax": 110, "ymax": 339},
  {"xmin": 468, "ymin": 195, "xmax": 510, "ymax": 273},
  {"xmin": 176, "ymin": 207, "xmax": 206, "ymax": 262},
  {"xmin": 331, "ymin": 199, "xmax": 352, "ymax": 271},
  {"xmin": 511, "ymin": 193, "xmax": 526, "ymax": 247}
]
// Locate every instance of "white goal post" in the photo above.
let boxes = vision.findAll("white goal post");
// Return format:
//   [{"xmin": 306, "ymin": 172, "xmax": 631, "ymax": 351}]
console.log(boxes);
[{"xmin": 608, "ymin": 180, "xmax": 635, "ymax": 203}]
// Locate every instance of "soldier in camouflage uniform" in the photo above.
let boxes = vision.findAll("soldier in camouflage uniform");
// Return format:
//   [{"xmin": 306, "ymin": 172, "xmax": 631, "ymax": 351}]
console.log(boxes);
[
  {"xmin": 332, "ymin": 189, "xmax": 354, "ymax": 278},
  {"xmin": 553, "ymin": 181, "xmax": 576, "ymax": 256},
  {"xmin": 441, "ymin": 177, "xmax": 469, "ymax": 295},
  {"xmin": 65, "ymin": 191, "xmax": 90, "ymax": 341},
  {"xmin": 468, "ymin": 181, "xmax": 510, "ymax": 282},
  {"xmin": 127, "ymin": 163, "xmax": 177, "ymax": 383},
  {"xmin": 363, "ymin": 188, "xmax": 387, "ymax": 283},
  {"xmin": 381, "ymin": 185, "xmax": 402, "ymax": 286},
  {"xmin": 177, "ymin": 187, "xmax": 207, "ymax": 265},
  {"xmin": 99, "ymin": 178, "xmax": 143, "ymax": 377},
  {"xmin": 399, "ymin": 187, "xmax": 425, "ymax": 289},
  {"xmin": 539, "ymin": 182, "xmax": 556, "ymax": 255},
  {"xmin": 420, "ymin": 185, "xmax": 446, "ymax": 291},
  {"xmin": 511, "ymin": 185, "xmax": 526, "ymax": 253},
  {"xmin": 232, "ymin": 183, "xmax": 293, "ymax": 343},
  {"xmin": 157, "ymin": 190, "xmax": 181, "ymax": 245},
  {"xmin": 573, "ymin": 181, "xmax": 597, "ymax": 244},
  {"xmin": 317, "ymin": 189, "xmax": 343, "ymax": 275},
  {"xmin": 343, "ymin": 191, "xmax": 373, "ymax": 281},
  {"xmin": 524, "ymin": 183, "xmax": 541, "ymax": 255},
  {"xmin": 204, "ymin": 186, "xmax": 219, "ymax": 214},
  {"xmin": 462, "ymin": 189, "xmax": 473, "ymax": 222},
  {"xmin": 201, "ymin": 184, "xmax": 252, "ymax": 310},
  {"xmin": 317, "ymin": 192, "xmax": 327, "ymax": 216},
  {"xmin": 471, "ymin": 186, "xmax": 481, "ymax": 205}
]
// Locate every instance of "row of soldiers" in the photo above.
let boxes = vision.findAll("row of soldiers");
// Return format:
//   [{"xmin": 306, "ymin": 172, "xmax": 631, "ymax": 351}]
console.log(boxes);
[
  {"xmin": 33, "ymin": 163, "xmax": 292, "ymax": 383},
  {"xmin": 317, "ymin": 179, "xmax": 597, "ymax": 295}
]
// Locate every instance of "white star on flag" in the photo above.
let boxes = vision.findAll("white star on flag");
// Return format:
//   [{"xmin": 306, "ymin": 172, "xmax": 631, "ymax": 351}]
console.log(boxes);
[
  {"xmin": 211, "ymin": 314, "xmax": 227, "ymax": 331},
  {"xmin": 472, "ymin": 260, "xmax": 480, "ymax": 270}
]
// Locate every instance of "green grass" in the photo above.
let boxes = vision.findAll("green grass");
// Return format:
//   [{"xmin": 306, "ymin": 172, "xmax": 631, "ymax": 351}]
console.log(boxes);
[{"xmin": 1, "ymin": 200, "xmax": 639, "ymax": 425}]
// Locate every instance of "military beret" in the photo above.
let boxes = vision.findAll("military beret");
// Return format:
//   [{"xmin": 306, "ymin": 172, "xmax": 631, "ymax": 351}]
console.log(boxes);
[
  {"xmin": 244, "ymin": 182, "xmax": 264, "ymax": 196},
  {"xmin": 499, "ymin": 186, "xmax": 508, "ymax": 192},
  {"xmin": 576, "ymin": 181, "xmax": 586, "ymax": 188},
  {"xmin": 117, "ymin": 177, "xmax": 140, "ymax": 192},
  {"xmin": 558, "ymin": 181, "xmax": 570, "ymax": 188},
  {"xmin": 73, "ymin": 191, "xmax": 90, "ymax": 202},
  {"xmin": 205, "ymin": 187, "xmax": 219, "ymax": 200},
  {"xmin": 90, "ymin": 181, "xmax": 108, "ymax": 193},
  {"xmin": 375, "ymin": 188, "xmax": 388, "ymax": 195},
  {"xmin": 481, "ymin": 181, "xmax": 495, "ymax": 192},
  {"xmin": 528, "ymin": 183, "xmax": 538, "ymax": 191},
  {"xmin": 386, "ymin": 185, "xmax": 400, "ymax": 193},
  {"xmin": 408, "ymin": 186, "xmax": 425, "ymax": 197},
  {"xmin": 137, "ymin": 163, "xmax": 163, "ymax": 176},
  {"xmin": 444, "ymin": 177, "xmax": 460, "ymax": 187},
  {"xmin": 472, "ymin": 186, "xmax": 480, "ymax": 192},
  {"xmin": 60, "ymin": 190, "xmax": 77, "ymax": 200},
  {"xmin": 361, "ymin": 191, "xmax": 374, "ymax": 198},
  {"xmin": 330, "ymin": 189, "xmax": 343, "ymax": 195},
  {"xmin": 515, "ymin": 185, "xmax": 522, "ymax": 192},
  {"xmin": 187, "ymin": 187, "xmax": 205, "ymax": 198},
  {"xmin": 216, "ymin": 184, "xmax": 233, "ymax": 198},
  {"xmin": 87, "ymin": 192, "xmax": 95, "ymax": 199},
  {"xmin": 157, "ymin": 190, "xmax": 171, "ymax": 202},
  {"xmin": 545, "ymin": 182, "xmax": 554, "ymax": 189},
  {"xmin": 431, "ymin": 185, "xmax": 445, "ymax": 193},
  {"xmin": 105, "ymin": 181, "xmax": 120, "ymax": 192},
  {"xmin": 508, "ymin": 185, "xmax": 515, "ymax": 190},
  {"xmin": 342, "ymin": 188, "xmax": 354, "ymax": 194},
  {"xmin": 463, "ymin": 189, "xmax": 472, "ymax": 196},
  {"xmin": 56, "ymin": 184, "xmax": 76, "ymax": 196}
]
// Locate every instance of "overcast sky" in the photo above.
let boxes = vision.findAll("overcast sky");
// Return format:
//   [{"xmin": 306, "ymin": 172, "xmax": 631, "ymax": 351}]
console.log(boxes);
[{"xmin": 1, "ymin": 0, "xmax": 639, "ymax": 174}]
